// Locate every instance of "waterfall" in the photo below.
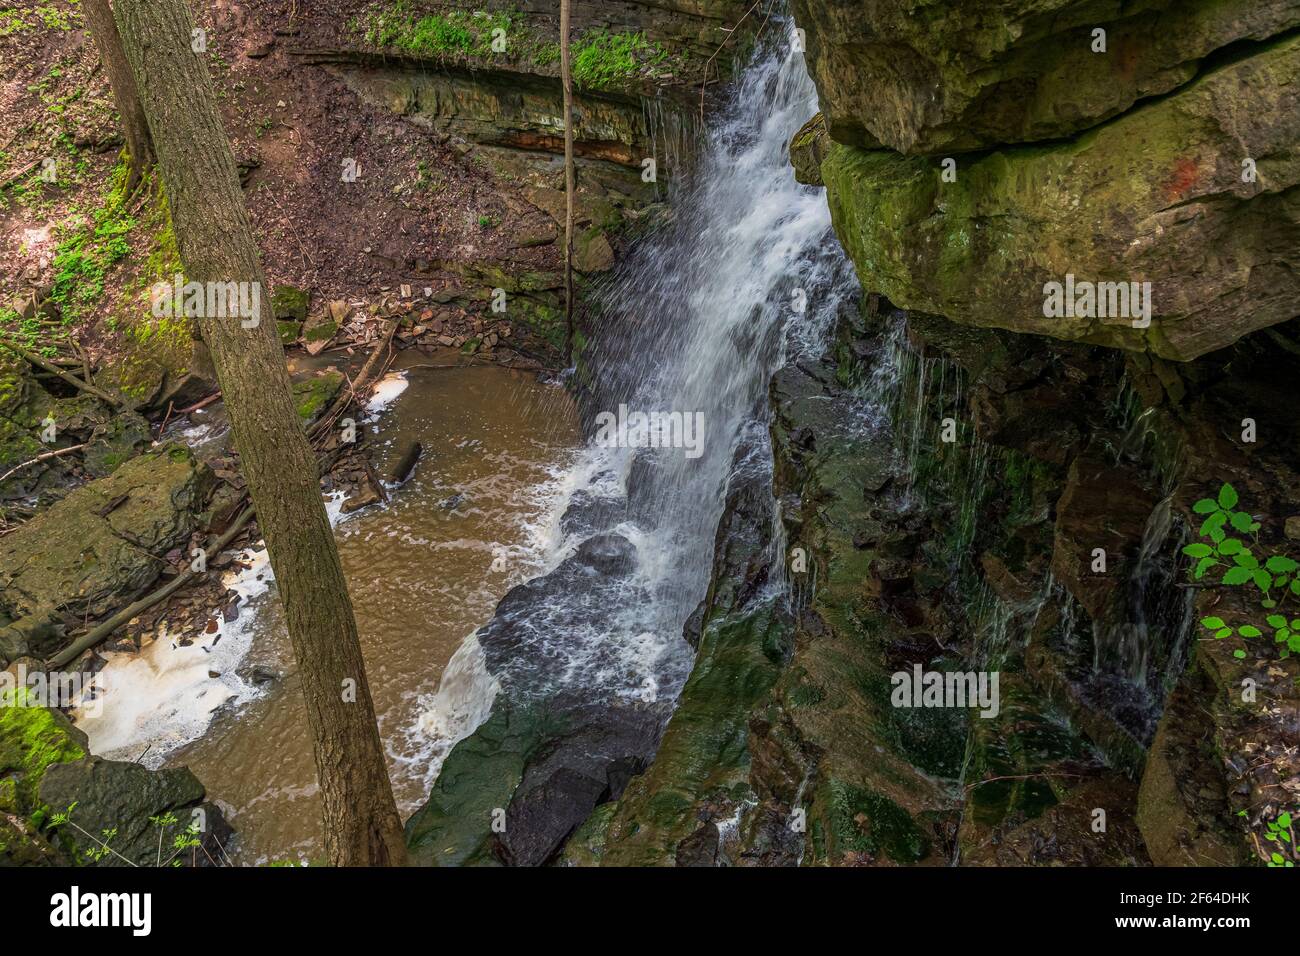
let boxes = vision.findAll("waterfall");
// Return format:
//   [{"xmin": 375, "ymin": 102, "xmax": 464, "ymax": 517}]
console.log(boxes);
[{"xmin": 423, "ymin": 27, "xmax": 853, "ymax": 723}]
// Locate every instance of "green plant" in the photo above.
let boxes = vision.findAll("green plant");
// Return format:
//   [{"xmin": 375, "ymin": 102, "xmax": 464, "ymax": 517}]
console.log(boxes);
[
  {"xmin": 1240, "ymin": 808, "xmax": 1296, "ymax": 867},
  {"xmin": 1184, "ymin": 483, "xmax": 1300, "ymax": 659},
  {"xmin": 570, "ymin": 30, "xmax": 666, "ymax": 89},
  {"xmin": 47, "ymin": 803, "xmax": 208, "ymax": 867},
  {"xmin": 360, "ymin": 3, "xmax": 516, "ymax": 59},
  {"xmin": 1264, "ymin": 811, "xmax": 1296, "ymax": 867}
]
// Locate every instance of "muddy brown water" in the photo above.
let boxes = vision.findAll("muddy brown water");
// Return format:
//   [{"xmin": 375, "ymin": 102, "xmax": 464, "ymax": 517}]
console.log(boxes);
[{"xmin": 153, "ymin": 361, "xmax": 580, "ymax": 864}]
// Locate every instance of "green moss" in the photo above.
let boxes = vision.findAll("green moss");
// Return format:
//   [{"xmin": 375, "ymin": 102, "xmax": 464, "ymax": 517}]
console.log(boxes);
[
  {"xmin": 271, "ymin": 285, "xmax": 310, "ymax": 323},
  {"xmin": 291, "ymin": 370, "xmax": 344, "ymax": 424},
  {"xmin": 358, "ymin": 3, "xmax": 529, "ymax": 61},
  {"xmin": 570, "ymin": 31, "xmax": 667, "ymax": 90},
  {"xmin": 49, "ymin": 161, "xmax": 136, "ymax": 328},
  {"xmin": 0, "ymin": 696, "xmax": 86, "ymax": 817},
  {"xmin": 820, "ymin": 779, "xmax": 929, "ymax": 864},
  {"xmin": 601, "ymin": 604, "xmax": 787, "ymax": 865},
  {"xmin": 354, "ymin": 4, "xmax": 679, "ymax": 91}
]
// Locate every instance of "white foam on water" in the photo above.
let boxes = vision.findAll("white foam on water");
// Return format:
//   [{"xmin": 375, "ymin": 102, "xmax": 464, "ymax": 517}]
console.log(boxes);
[
  {"xmin": 73, "ymin": 490, "xmax": 356, "ymax": 766},
  {"xmin": 72, "ymin": 545, "xmax": 275, "ymax": 766},
  {"xmin": 365, "ymin": 371, "xmax": 409, "ymax": 418}
]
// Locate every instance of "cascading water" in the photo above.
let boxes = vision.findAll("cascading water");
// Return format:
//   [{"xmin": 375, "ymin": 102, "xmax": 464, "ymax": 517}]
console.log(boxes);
[{"xmin": 418, "ymin": 25, "xmax": 852, "ymax": 798}]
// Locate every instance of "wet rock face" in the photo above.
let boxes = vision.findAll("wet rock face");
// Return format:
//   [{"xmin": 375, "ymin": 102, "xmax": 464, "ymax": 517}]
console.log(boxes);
[
  {"xmin": 790, "ymin": 0, "xmax": 1300, "ymax": 154},
  {"xmin": 405, "ymin": 529, "xmax": 671, "ymax": 867},
  {"xmin": 796, "ymin": 3, "xmax": 1300, "ymax": 360}
]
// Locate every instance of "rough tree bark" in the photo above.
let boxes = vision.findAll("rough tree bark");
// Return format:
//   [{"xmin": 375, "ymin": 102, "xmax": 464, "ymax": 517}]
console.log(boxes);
[
  {"xmin": 113, "ymin": 0, "xmax": 408, "ymax": 866},
  {"xmin": 560, "ymin": 0, "xmax": 576, "ymax": 366},
  {"xmin": 82, "ymin": 0, "xmax": 154, "ymax": 192}
]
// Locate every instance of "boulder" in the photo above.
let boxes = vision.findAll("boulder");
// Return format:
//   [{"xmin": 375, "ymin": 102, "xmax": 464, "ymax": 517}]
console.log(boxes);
[
  {"xmin": 817, "ymin": 33, "xmax": 1300, "ymax": 360},
  {"xmin": 39, "ymin": 757, "xmax": 232, "ymax": 867},
  {"xmin": 789, "ymin": 112, "xmax": 830, "ymax": 187},
  {"xmin": 0, "ymin": 445, "xmax": 212, "ymax": 645},
  {"xmin": 791, "ymin": 0, "xmax": 1300, "ymax": 154},
  {"xmin": 270, "ymin": 285, "xmax": 310, "ymax": 324}
]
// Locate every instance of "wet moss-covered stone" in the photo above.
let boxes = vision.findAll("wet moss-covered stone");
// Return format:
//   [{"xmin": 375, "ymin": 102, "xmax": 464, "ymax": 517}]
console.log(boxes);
[
  {"xmin": 600, "ymin": 604, "xmax": 788, "ymax": 866},
  {"xmin": 404, "ymin": 703, "xmax": 552, "ymax": 867}
]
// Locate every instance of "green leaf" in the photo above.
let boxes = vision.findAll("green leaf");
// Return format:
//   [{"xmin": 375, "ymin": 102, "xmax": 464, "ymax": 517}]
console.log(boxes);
[
  {"xmin": 1266, "ymin": 555, "xmax": 1298, "ymax": 574},
  {"xmin": 1228, "ymin": 511, "xmax": 1254, "ymax": 533},
  {"xmin": 1210, "ymin": 526, "xmax": 1226, "ymax": 544},
  {"xmin": 1267, "ymin": 615, "xmax": 1288, "ymax": 629},
  {"xmin": 1253, "ymin": 569, "xmax": 1272, "ymax": 591},
  {"xmin": 1291, "ymin": 619, "xmax": 1300, "ymax": 629},
  {"xmin": 1201, "ymin": 511, "xmax": 1229, "ymax": 537},
  {"xmin": 1272, "ymin": 852, "xmax": 1285, "ymax": 864},
  {"xmin": 1192, "ymin": 498, "xmax": 1219, "ymax": 514},
  {"xmin": 1215, "ymin": 627, "xmax": 1234, "ymax": 639},
  {"xmin": 1194, "ymin": 556, "xmax": 1217, "ymax": 580},
  {"xmin": 1222, "ymin": 567, "xmax": 1252, "ymax": 585},
  {"xmin": 1238, "ymin": 625, "xmax": 1262, "ymax": 638},
  {"xmin": 1182, "ymin": 543, "xmax": 1214, "ymax": 558},
  {"xmin": 1293, "ymin": 579, "xmax": 1300, "ymax": 595},
  {"xmin": 1276, "ymin": 629, "xmax": 1289, "ymax": 643},
  {"xmin": 1290, "ymin": 633, "xmax": 1300, "ymax": 653},
  {"xmin": 1201, "ymin": 616, "xmax": 1227, "ymax": 629},
  {"xmin": 1233, "ymin": 553, "xmax": 1259, "ymax": 570},
  {"xmin": 1218, "ymin": 483, "xmax": 1239, "ymax": 510},
  {"xmin": 1234, "ymin": 649, "xmax": 1247, "ymax": 659},
  {"xmin": 1219, "ymin": 538, "xmax": 1243, "ymax": 555},
  {"xmin": 1280, "ymin": 812, "xmax": 1293, "ymax": 829}
]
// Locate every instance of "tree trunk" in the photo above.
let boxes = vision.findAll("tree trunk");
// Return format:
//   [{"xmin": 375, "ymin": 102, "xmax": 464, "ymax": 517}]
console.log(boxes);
[
  {"xmin": 113, "ymin": 0, "xmax": 408, "ymax": 867},
  {"xmin": 560, "ymin": 0, "xmax": 576, "ymax": 366},
  {"xmin": 82, "ymin": 0, "xmax": 154, "ymax": 192}
]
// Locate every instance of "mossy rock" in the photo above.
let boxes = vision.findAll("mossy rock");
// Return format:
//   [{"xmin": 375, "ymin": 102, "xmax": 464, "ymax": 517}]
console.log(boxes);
[
  {"xmin": 558, "ymin": 802, "xmax": 617, "ymax": 866},
  {"xmin": 271, "ymin": 285, "xmax": 310, "ymax": 323},
  {"xmin": 277, "ymin": 320, "xmax": 302, "ymax": 344},
  {"xmin": 0, "ymin": 444, "xmax": 212, "ymax": 627},
  {"xmin": 0, "ymin": 698, "xmax": 88, "ymax": 816},
  {"xmin": 601, "ymin": 604, "xmax": 788, "ymax": 866},
  {"xmin": 792, "ymin": 0, "xmax": 1300, "ymax": 153},
  {"xmin": 818, "ymin": 34, "xmax": 1300, "ymax": 360},
  {"xmin": 0, "ymin": 699, "xmax": 86, "ymax": 865},
  {"xmin": 404, "ymin": 703, "xmax": 551, "ymax": 867},
  {"xmin": 291, "ymin": 370, "xmax": 344, "ymax": 425}
]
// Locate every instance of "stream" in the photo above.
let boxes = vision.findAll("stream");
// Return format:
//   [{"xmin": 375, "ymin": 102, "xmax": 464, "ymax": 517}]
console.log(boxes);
[{"xmin": 78, "ymin": 361, "xmax": 582, "ymax": 864}]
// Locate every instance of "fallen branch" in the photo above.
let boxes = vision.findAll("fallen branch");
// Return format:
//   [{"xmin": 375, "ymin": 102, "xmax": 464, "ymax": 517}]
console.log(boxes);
[
  {"xmin": 0, "ymin": 443, "xmax": 87, "ymax": 484},
  {"xmin": 48, "ymin": 504, "xmax": 256, "ymax": 669},
  {"xmin": 309, "ymin": 314, "xmax": 399, "ymax": 445},
  {"xmin": 177, "ymin": 391, "xmax": 222, "ymax": 414},
  {"xmin": 48, "ymin": 319, "xmax": 402, "ymax": 667},
  {"xmin": 0, "ymin": 340, "xmax": 124, "ymax": 407}
]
